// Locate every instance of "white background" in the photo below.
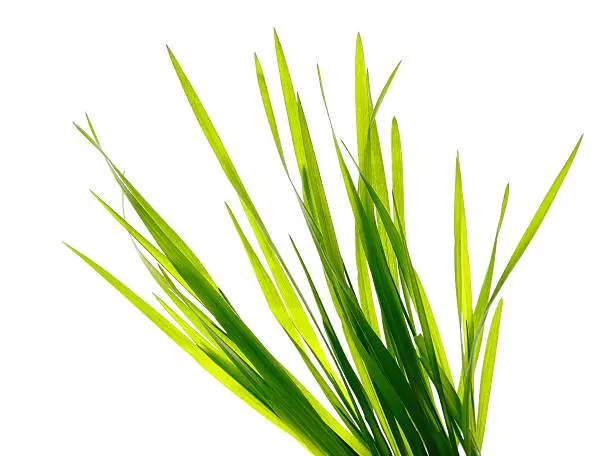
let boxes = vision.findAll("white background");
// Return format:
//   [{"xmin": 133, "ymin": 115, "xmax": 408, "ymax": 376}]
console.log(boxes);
[{"xmin": 1, "ymin": 1, "xmax": 610, "ymax": 454}]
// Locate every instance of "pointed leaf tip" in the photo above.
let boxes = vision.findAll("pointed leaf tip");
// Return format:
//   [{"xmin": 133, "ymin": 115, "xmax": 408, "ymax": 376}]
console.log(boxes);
[{"xmin": 166, "ymin": 45, "xmax": 175, "ymax": 60}]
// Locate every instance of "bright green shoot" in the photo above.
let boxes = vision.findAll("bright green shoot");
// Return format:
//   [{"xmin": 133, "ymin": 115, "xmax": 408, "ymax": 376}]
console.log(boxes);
[{"xmin": 69, "ymin": 32, "xmax": 581, "ymax": 455}]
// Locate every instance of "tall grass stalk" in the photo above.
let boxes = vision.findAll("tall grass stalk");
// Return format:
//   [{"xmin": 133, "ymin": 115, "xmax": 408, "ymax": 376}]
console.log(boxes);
[{"xmin": 68, "ymin": 32, "xmax": 581, "ymax": 455}]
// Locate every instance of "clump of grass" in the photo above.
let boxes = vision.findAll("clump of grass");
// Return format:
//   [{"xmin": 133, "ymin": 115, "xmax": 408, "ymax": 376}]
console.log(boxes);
[{"xmin": 68, "ymin": 31, "xmax": 581, "ymax": 455}]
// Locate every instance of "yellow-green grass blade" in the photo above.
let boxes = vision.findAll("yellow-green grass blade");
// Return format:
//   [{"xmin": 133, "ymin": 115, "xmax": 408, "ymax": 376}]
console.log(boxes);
[
  {"xmin": 454, "ymin": 154, "xmax": 473, "ymax": 342},
  {"xmin": 365, "ymin": 72, "xmax": 389, "ymax": 214},
  {"xmin": 239, "ymin": 195, "xmax": 350, "ymax": 407},
  {"xmin": 227, "ymin": 204, "xmax": 304, "ymax": 346},
  {"xmin": 369, "ymin": 62, "xmax": 401, "ymax": 132},
  {"xmin": 490, "ymin": 135, "xmax": 582, "ymax": 305},
  {"xmin": 474, "ymin": 184, "xmax": 509, "ymax": 328},
  {"xmin": 85, "ymin": 113, "xmax": 100, "ymax": 145},
  {"xmin": 242, "ymin": 204, "xmax": 339, "ymax": 386},
  {"xmin": 65, "ymin": 243, "xmax": 197, "ymax": 352},
  {"xmin": 415, "ymin": 274, "xmax": 453, "ymax": 385},
  {"xmin": 272, "ymin": 33, "xmax": 345, "ymax": 281},
  {"xmin": 295, "ymin": 97, "xmax": 344, "ymax": 274},
  {"xmin": 254, "ymin": 53, "xmax": 287, "ymax": 171},
  {"xmin": 476, "ymin": 299, "xmax": 503, "ymax": 447},
  {"xmin": 391, "ymin": 117, "xmax": 405, "ymax": 237},
  {"xmin": 166, "ymin": 47, "xmax": 257, "ymax": 221},
  {"xmin": 454, "ymin": 154, "xmax": 476, "ymax": 450},
  {"xmin": 271, "ymin": 32, "xmax": 349, "ymax": 291},
  {"xmin": 273, "ymin": 29, "xmax": 307, "ymax": 177}
]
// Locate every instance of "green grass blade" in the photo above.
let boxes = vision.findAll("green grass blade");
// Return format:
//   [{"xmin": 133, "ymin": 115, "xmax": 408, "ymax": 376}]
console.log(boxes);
[
  {"xmin": 295, "ymin": 97, "xmax": 344, "ymax": 274},
  {"xmin": 490, "ymin": 135, "xmax": 582, "ymax": 304},
  {"xmin": 454, "ymin": 154, "xmax": 473, "ymax": 339},
  {"xmin": 454, "ymin": 154, "xmax": 476, "ymax": 451},
  {"xmin": 474, "ymin": 184, "xmax": 509, "ymax": 326},
  {"xmin": 254, "ymin": 53, "xmax": 287, "ymax": 170},
  {"xmin": 166, "ymin": 47, "xmax": 258, "ymax": 220},
  {"xmin": 369, "ymin": 62, "xmax": 401, "ymax": 130},
  {"xmin": 476, "ymin": 299, "xmax": 503, "ymax": 447},
  {"xmin": 273, "ymin": 29, "xmax": 307, "ymax": 176},
  {"xmin": 227, "ymin": 204, "xmax": 304, "ymax": 346},
  {"xmin": 391, "ymin": 117, "xmax": 405, "ymax": 237},
  {"xmin": 65, "ymin": 242, "xmax": 195, "ymax": 351}
]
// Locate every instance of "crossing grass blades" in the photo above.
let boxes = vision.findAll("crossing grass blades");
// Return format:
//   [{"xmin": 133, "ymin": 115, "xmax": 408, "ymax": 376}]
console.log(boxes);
[{"xmin": 68, "ymin": 32, "xmax": 581, "ymax": 455}]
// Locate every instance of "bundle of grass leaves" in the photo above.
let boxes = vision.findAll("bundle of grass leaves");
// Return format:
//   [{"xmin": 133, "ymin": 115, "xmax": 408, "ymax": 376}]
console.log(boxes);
[{"xmin": 68, "ymin": 32, "xmax": 581, "ymax": 455}]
